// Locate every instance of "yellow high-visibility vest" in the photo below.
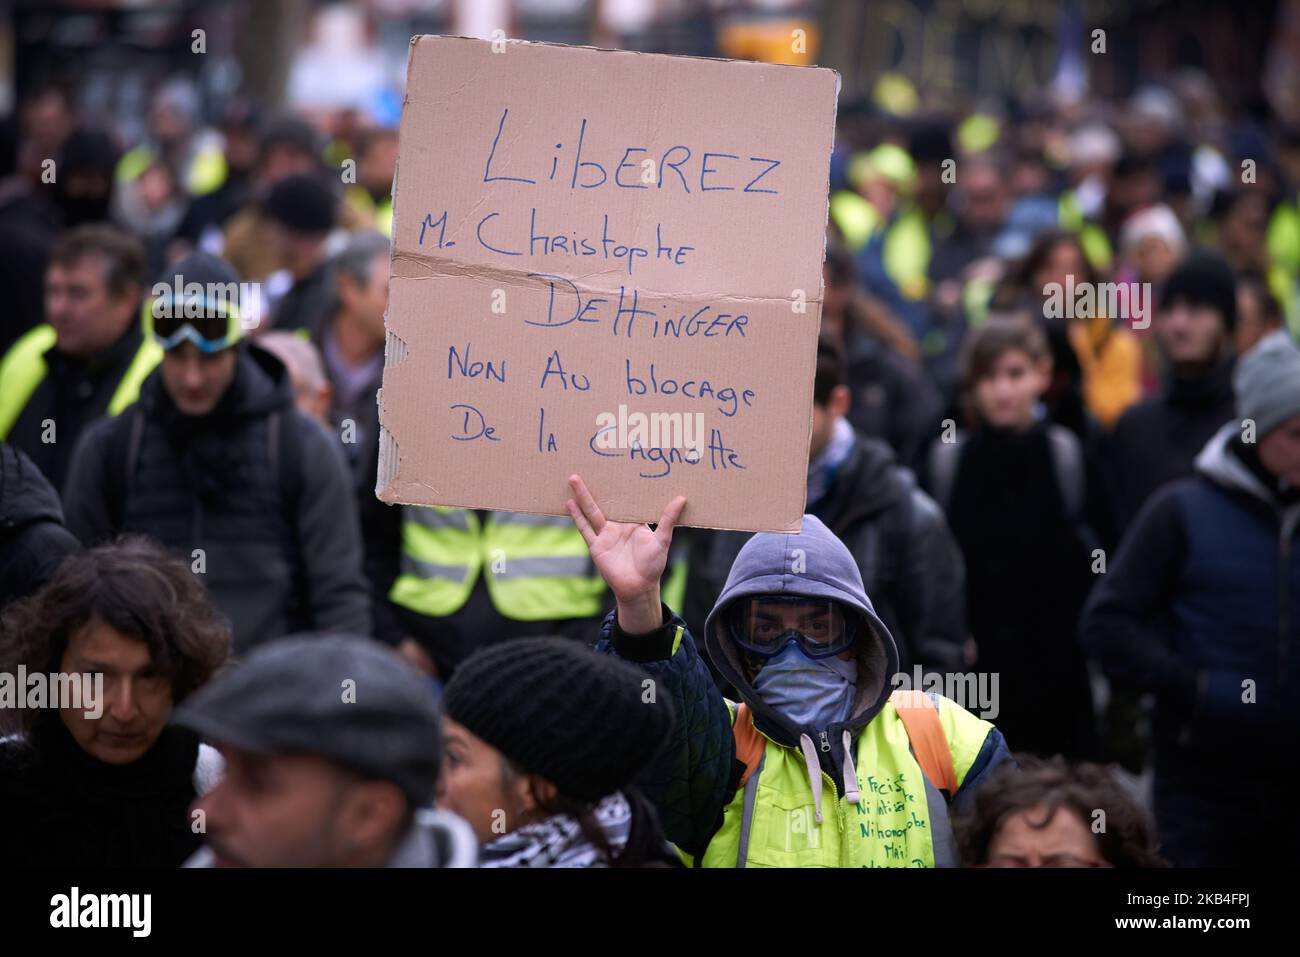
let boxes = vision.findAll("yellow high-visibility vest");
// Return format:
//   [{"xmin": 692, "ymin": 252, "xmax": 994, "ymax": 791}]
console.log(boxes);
[
  {"xmin": 389, "ymin": 507, "xmax": 604, "ymax": 621},
  {"xmin": 0, "ymin": 324, "xmax": 162, "ymax": 439}
]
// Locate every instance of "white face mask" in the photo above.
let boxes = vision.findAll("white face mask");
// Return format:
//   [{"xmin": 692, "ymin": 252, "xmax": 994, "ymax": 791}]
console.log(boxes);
[{"xmin": 752, "ymin": 643, "xmax": 858, "ymax": 731}]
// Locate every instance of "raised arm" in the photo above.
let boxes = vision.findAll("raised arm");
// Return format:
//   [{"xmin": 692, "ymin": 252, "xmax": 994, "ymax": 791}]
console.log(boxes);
[{"xmin": 567, "ymin": 475, "xmax": 735, "ymax": 858}]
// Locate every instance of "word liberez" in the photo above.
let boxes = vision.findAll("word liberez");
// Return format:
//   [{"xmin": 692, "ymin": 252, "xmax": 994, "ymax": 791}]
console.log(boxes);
[{"xmin": 483, "ymin": 108, "xmax": 784, "ymax": 196}]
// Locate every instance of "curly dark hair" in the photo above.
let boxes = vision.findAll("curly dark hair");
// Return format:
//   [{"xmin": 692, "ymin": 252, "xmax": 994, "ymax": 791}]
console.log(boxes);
[
  {"xmin": 955, "ymin": 754, "xmax": 1166, "ymax": 868},
  {"xmin": 0, "ymin": 536, "xmax": 230, "ymax": 735}
]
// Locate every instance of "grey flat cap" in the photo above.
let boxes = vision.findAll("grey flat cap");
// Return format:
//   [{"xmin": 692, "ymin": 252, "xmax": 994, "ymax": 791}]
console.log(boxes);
[{"xmin": 172, "ymin": 633, "xmax": 441, "ymax": 806}]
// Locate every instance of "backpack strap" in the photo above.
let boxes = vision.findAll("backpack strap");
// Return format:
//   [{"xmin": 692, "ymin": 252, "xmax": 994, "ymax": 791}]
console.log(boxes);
[
  {"xmin": 731, "ymin": 703, "xmax": 766, "ymax": 787},
  {"xmin": 1045, "ymin": 425, "xmax": 1085, "ymax": 524},
  {"xmin": 890, "ymin": 689, "xmax": 958, "ymax": 799},
  {"xmin": 877, "ymin": 468, "xmax": 916, "ymax": 581},
  {"xmin": 268, "ymin": 409, "xmax": 309, "ymax": 619},
  {"xmin": 104, "ymin": 405, "xmax": 146, "ymax": 530},
  {"xmin": 925, "ymin": 435, "xmax": 965, "ymax": 513},
  {"xmin": 267, "ymin": 410, "xmax": 282, "ymax": 497},
  {"xmin": 268, "ymin": 408, "xmax": 309, "ymax": 515}
]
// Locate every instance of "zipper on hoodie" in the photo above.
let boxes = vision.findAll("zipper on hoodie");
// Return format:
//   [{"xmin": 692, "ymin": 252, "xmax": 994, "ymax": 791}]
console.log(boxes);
[
  {"xmin": 824, "ymin": 730, "xmax": 854, "ymax": 838},
  {"xmin": 819, "ymin": 770, "xmax": 844, "ymax": 835},
  {"xmin": 813, "ymin": 730, "xmax": 843, "ymax": 834}
]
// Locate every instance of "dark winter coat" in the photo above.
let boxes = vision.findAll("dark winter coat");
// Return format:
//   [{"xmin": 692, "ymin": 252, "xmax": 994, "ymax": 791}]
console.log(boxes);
[
  {"xmin": 0, "ymin": 443, "xmax": 80, "ymax": 605},
  {"xmin": 1104, "ymin": 359, "xmax": 1236, "ymax": 533},
  {"xmin": 0, "ymin": 721, "xmax": 205, "ymax": 868},
  {"xmin": 61, "ymin": 344, "xmax": 370, "ymax": 651},
  {"xmin": 927, "ymin": 421, "xmax": 1098, "ymax": 760}
]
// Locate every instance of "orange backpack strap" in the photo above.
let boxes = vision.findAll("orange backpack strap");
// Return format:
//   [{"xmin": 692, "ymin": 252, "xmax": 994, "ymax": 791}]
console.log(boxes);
[
  {"xmin": 889, "ymin": 690, "xmax": 958, "ymax": 798},
  {"xmin": 732, "ymin": 703, "xmax": 765, "ymax": 787}
]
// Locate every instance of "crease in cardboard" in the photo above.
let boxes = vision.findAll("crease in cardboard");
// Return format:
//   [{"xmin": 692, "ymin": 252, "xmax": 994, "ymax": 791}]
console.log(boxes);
[{"xmin": 389, "ymin": 249, "xmax": 821, "ymax": 307}]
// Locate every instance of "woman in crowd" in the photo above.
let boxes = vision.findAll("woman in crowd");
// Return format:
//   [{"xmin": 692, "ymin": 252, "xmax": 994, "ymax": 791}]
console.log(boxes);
[
  {"xmin": 436, "ymin": 636, "xmax": 680, "ymax": 868},
  {"xmin": 957, "ymin": 754, "xmax": 1165, "ymax": 868},
  {"xmin": 991, "ymin": 229, "xmax": 1143, "ymax": 434},
  {"xmin": 0, "ymin": 536, "xmax": 230, "ymax": 866}
]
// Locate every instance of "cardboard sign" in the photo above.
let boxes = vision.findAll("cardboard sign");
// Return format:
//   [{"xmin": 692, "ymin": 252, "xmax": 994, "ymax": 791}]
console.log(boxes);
[{"xmin": 378, "ymin": 36, "xmax": 838, "ymax": 531}]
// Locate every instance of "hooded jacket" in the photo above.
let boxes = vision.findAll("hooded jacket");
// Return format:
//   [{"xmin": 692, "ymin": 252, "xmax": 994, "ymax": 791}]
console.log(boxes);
[
  {"xmin": 1084, "ymin": 422, "xmax": 1300, "ymax": 766},
  {"xmin": 684, "ymin": 435, "xmax": 965, "ymax": 675},
  {"xmin": 61, "ymin": 344, "xmax": 370, "ymax": 650},
  {"xmin": 0, "ymin": 443, "xmax": 80, "ymax": 604},
  {"xmin": 596, "ymin": 514, "xmax": 1010, "ymax": 865}
]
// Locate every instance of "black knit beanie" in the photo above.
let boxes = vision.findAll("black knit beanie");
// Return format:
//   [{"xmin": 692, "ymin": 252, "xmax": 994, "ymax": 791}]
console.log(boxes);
[
  {"xmin": 262, "ymin": 173, "xmax": 337, "ymax": 234},
  {"xmin": 441, "ymin": 638, "xmax": 674, "ymax": 803},
  {"xmin": 1160, "ymin": 250, "xmax": 1238, "ymax": 329},
  {"xmin": 158, "ymin": 251, "xmax": 241, "ymax": 296}
]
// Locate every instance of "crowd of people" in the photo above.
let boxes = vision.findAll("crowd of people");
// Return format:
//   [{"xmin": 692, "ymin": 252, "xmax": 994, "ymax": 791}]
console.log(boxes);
[{"xmin": 2, "ymin": 57, "xmax": 1299, "ymax": 869}]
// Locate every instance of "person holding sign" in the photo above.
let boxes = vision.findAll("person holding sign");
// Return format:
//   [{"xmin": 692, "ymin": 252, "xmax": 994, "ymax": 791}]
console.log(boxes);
[{"xmin": 568, "ymin": 475, "xmax": 1012, "ymax": 867}]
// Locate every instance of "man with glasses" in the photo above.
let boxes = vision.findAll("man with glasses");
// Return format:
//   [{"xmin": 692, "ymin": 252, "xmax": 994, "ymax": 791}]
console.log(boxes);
[
  {"xmin": 568, "ymin": 475, "xmax": 1011, "ymax": 868},
  {"xmin": 62, "ymin": 252, "xmax": 370, "ymax": 651}
]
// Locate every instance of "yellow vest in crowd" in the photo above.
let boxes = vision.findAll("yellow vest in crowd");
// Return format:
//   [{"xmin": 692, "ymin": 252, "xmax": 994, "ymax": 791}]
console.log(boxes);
[
  {"xmin": 389, "ymin": 507, "xmax": 605, "ymax": 621},
  {"xmin": 0, "ymin": 324, "xmax": 162, "ymax": 440},
  {"xmin": 700, "ymin": 692, "xmax": 993, "ymax": 868}
]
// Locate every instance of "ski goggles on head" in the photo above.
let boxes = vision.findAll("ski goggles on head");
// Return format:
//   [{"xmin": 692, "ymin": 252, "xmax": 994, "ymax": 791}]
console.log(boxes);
[
  {"xmin": 729, "ymin": 595, "xmax": 857, "ymax": 660},
  {"xmin": 144, "ymin": 296, "xmax": 242, "ymax": 353}
]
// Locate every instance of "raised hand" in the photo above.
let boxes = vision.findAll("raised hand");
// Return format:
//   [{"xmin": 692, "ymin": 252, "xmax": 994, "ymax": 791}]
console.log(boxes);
[{"xmin": 565, "ymin": 474, "xmax": 686, "ymax": 634}]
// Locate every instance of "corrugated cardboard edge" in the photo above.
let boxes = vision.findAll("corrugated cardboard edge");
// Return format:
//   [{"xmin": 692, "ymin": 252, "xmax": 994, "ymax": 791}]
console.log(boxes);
[
  {"xmin": 375, "ymin": 330, "xmax": 406, "ymax": 502},
  {"xmin": 375, "ymin": 36, "xmax": 420, "ymax": 506},
  {"xmin": 375, "ymin": 35, "xmax": 839, "ymax": 534}
]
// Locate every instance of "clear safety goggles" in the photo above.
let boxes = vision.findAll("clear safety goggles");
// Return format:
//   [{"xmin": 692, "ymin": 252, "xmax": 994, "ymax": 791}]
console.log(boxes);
[{"xmin": 729, "ymin": 595, "xmax": 857, "ymax": 660}]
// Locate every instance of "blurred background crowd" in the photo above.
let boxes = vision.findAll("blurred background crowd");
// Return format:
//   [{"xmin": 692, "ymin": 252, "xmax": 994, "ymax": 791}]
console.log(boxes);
[{"xmin": 1, "ymin": 0, "xmax": 1299, "ymax": 871}]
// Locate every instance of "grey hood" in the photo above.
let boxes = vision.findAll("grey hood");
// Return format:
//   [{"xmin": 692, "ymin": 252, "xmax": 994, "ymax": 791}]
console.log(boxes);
[
  {"xmin": 1195, "ymin": 422, "xmax": 1272, "ymax": 502},
  {"xmin": 1195, "ymin": 422, "xmax": 1300, "ymax": 538},
  {"xmin": 702, "ymin": 514, "xmax": 899, "ymax": 748},
  {"xmin": 387, "ymin": 807, "xmax": 479, "ymax": 868}
]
